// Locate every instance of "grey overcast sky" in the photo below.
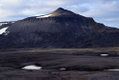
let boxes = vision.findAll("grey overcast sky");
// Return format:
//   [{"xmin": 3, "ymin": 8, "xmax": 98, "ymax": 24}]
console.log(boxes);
[{"xmin": 0, "ymin": 0, "xmax": 119, "ymax": 28}]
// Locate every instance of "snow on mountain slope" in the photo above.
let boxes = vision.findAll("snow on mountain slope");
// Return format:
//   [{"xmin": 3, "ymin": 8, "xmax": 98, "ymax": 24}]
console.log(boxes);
[
  {"xmin": 36, "ymin": 14, "xmax": 53, "ymax": 18},
  {"xmin": 0, "ymin": 27, "xmax": 9, "ymax": 35},
  {"xmin": 0, "ymin": 23, "xmax": 8, "ymax": 26}
]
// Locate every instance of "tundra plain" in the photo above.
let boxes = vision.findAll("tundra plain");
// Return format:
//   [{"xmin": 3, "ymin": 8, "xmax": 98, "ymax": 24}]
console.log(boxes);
[{"xmin": 0, "ymin": 47, "xmax": 119, "ymax": 80}]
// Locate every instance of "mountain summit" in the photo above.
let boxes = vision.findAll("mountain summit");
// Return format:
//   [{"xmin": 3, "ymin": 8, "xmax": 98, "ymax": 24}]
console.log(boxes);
[
  {"xmin": 36, "ymin": 7, "xmax": 78, "ymax": 18},
  {"xmin": 55, "ymin": 7, "xmax": 66, "ymax": 11},
  {"xmin": 51, "ymin": 7, "xmax": 77, "ymax": 16},
  {"xmin": 0, "ymin": 8, "xmax": 119, "ymax": 48}
]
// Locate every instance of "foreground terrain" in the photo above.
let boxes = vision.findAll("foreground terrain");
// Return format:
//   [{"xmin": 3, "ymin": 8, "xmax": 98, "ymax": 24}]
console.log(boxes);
[{"xmin": 0, "ymin": 47, "xmax": 119, "ymax": 80}]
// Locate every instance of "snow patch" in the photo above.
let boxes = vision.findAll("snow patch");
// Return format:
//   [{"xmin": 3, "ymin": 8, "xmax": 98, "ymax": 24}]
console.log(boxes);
[
  {"xmin": 0, "ymin": 23, "xmax": 8, "ymax": 26},
  {"xmin": 100, "ymin": 54, "xmax": 109, "ymax": 57},
  {"xmin": 0, "ymin": 27, "xmax": 9, "ymax": 35},
  {"xmin": 36, "ymin": 14, "xmax": 53, "ymax": 18},
  {"xmin": 107, "ymin": 69, "xmax": 119, "ymax": 71},
  {"xmin": 22, "ymin": 65, "xmax": 42, "ymax": 70},
  {"xmin": 4, "ymin": 31, "xmax": 10, "ymax": 36},
  {"xmin": 11, "ymin": 22, "xmax": 15, "ymax": 23}
]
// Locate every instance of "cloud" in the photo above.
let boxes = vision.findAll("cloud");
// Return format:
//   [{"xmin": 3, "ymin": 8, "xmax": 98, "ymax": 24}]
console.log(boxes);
[{"xmin": 0, "ymin": 0, "xmax": 119, "ymax": 27}]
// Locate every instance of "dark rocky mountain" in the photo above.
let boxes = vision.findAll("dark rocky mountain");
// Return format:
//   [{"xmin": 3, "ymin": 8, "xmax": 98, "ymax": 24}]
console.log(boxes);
[{"xmin": 0, "ymin": 7, "xmax": 119, "ymax": 48}]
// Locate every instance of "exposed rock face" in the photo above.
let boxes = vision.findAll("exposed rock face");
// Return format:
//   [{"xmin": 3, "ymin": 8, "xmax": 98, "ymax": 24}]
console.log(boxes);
[{"xmin": 0, "ymin": 8, "xmax": 119, "ymax": 48}]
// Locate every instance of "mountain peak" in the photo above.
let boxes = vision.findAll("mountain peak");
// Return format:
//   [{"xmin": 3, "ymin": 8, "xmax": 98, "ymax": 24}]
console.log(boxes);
[
  {"xmin": 51, "ymin": 7, "xmax": 77, "ymax": 16},
  {"xmin": 36, "ymin": 7, "xmax": 78, "ymax": 18},
  {"xmin": 55, "ymin": 7, "xmax": 66, "ymax": 12}
]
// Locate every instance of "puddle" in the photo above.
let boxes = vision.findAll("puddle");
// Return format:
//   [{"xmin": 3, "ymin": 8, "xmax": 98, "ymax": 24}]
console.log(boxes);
[{"xmin": 22, "ymin": 65, "xmax": 42, "ymax": 70}]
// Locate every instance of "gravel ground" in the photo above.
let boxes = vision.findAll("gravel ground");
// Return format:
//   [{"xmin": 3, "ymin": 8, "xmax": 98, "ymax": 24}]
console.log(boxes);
[{"xmin": 0, "ymin": 47, "xmax": 119, "ymax": 80}]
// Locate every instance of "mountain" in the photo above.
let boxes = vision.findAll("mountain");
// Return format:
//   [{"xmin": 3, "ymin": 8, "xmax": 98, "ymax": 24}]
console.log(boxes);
[{"xmin": 0, "ymin": 7, "xmax": 119, "ymax": 48}]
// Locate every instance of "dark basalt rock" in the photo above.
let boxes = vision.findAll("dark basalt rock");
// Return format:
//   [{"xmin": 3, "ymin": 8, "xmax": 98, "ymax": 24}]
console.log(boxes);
[{"xmin": 0, "ymin": 7, "xmax": 119, "ymax": 48}]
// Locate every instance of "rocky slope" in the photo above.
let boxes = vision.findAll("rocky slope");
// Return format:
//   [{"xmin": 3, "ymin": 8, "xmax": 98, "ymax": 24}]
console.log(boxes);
[{"xmin": 0, "ymin": 8, "xmax": 119, "ymax": 48}]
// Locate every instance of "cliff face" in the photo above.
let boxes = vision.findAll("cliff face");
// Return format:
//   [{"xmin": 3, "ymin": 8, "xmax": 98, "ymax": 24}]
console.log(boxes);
[{"xmin": 0, "ymin": 8, "xmax": 119, "ymax": 48}]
